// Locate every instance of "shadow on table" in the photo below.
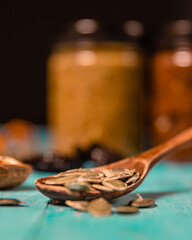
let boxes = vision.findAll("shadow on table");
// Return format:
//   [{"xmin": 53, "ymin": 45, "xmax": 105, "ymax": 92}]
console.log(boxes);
[
  {"xmin": 22, "ymin": 201, "xmax": 49, "ymax": 240},
  {"xmin": 3, "ymin": 185, "xmax": 37, "ymax": 192},
  {"xmin": 113, "ymin": 189, "xmax": 190, "ymax": 207}
]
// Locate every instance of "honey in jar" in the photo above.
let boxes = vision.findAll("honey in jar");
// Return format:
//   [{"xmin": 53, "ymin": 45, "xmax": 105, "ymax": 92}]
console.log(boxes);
[
  {"xmin": 151, "ymin": 20, "xmax": 192, "ymax": 161},
  {"xmin": 47, "ymin": 19, "xmax": 144, "ymax": 157}
]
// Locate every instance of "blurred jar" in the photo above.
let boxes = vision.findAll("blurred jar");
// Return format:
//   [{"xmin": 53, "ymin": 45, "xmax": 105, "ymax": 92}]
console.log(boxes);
[
  {"xmin": 0, "ymin": 119, "xmax": 39, "ymax": 160},
  {"xmin": 151, "ymin": 20, "xmax": 192, "ymax": 161},
  {"xmin": 47, "ymin": 19, "xmax": 144, "ymax": 157}
]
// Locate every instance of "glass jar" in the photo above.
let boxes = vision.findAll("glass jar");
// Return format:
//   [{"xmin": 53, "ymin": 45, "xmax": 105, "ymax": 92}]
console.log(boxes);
[
  {"xmin": 47, "ymin": 19, "xmax": 144, "ymax": 157},
  {"xmin": 151, "ymin": 20, "xmax": 192, "ymax": 161}
]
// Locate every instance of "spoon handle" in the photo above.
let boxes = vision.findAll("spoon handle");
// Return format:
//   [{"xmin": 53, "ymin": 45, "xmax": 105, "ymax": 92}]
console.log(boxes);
[{"xmin": 137, "ymin": 127, "xmax": 192, "ymax": 169}]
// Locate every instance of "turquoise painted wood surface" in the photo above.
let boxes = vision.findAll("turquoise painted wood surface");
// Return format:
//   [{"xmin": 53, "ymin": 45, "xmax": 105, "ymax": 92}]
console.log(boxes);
[{"xmin": 0, "ymin": 161, "xmax": 192, "ymax": 240}]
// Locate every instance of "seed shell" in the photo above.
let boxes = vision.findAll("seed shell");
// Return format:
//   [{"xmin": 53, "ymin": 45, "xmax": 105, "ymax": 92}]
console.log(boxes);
[
  {"xmin": 65, "ymin": 182, "xmax": 91, "ymax": 191},
  {"xmin": 87, "ymin": 198, "xmax": 111, "ymax": 217},
  {"xmin": 100, "ymin": 169, "xmax": 113, "ymax": 178},
  {"xmin": 78, "ymin": 177, "xmax": 103, "ymax": 184},
  {"xmin": 65, "ymin": 200, "xmax": 88, "ymax": 211},
  {"xmin": 91, "ymin": 184, "xmax": 114, "ymax": 192},
  {"xmin": 115, "ymin": 206, "xmax": 139, "ymax": 213},
  {"xmin": 125, "ymin": 173, "xmax": 140, "ymax": 185},
  {"xmin": 130, "ymin": 193, "xmax": 155, "ymax": 207},
  {"xmin": 44, "ymin": 175, "xmax": 80, "ymax": 185},
  {"xmin": 102, "ymin": 179, "xmax": 127, "ymax": 191}
]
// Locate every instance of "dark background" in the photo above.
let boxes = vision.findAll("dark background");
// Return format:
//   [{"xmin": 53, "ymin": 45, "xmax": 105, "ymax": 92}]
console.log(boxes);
[{"xmin": 1, "ymin": 0, "xmax": 192, "ymax": 124}]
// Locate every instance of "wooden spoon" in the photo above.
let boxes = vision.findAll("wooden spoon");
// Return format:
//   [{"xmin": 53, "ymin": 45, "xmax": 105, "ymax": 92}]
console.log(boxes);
[
  {"xmin": 0, "ymin": 156, "xmax": 32, "ymax": 189},
  {"xmin": 35, "ymin": 128, "xmax": 192, "ymax": 201}
]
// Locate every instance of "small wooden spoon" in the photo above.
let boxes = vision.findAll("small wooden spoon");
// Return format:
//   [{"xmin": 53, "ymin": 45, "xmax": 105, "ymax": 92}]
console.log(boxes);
[
  {"xmin": 0, "ymin": 156, "xmax": 32, "ymax": 189},
  {"xmin": 35, "ymin": 128, "xmax": 192, "ymax": 201}
]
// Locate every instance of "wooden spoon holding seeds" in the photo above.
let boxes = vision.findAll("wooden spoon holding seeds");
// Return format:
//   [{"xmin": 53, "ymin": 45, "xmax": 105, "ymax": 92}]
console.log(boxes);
[{"xmin": 35, "ymin": 128, "xmax": 192, "ymax": 201}]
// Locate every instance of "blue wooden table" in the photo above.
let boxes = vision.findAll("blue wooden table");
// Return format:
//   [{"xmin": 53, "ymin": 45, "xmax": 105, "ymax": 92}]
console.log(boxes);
[{"xmin": 0, "ymin": 161, "xmax": 192, "ymax": 240}]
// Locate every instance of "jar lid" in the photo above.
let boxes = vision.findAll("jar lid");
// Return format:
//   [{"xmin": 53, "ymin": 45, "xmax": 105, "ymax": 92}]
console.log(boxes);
[
  {"xmin": 155, "ymin": 20, "xmax": 192, "ymax": 50},
  {"xmin": 55, "ymin": 19, "xmax": 107, "ymax": 45},
  {"xmin": 123, "ymin": 20, "xmax": 144, "ymax": 38},
  {"xmin": 109, "ymin": 20, "xmax": 144, "ymax": 42},
  {"xmin": 74, "ymin": 19, "xmax": 99, "ymax": 34},
  {"xmin": 164, "ymin": 20, "xmax": 192, "ymax": 36}
]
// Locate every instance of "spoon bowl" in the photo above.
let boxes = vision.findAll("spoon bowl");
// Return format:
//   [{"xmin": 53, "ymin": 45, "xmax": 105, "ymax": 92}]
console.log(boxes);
[{"xmin": 35, "ymin": 128, "xmax": 192, "ymax": 200}]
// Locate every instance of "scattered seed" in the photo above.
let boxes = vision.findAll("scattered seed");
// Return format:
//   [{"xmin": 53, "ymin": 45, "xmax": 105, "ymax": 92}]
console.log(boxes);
[{"xmin": 130, "ymin": 193, "xmax": 155, "ymax": 207}]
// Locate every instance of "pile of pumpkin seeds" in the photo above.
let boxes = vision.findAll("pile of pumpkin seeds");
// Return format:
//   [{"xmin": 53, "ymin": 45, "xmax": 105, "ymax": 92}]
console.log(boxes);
[
  {"xmin": 51, "ymin": 193, "xmax": 155, "ymax": 217},
  {"xmin": 44, "ymin": 167, "xmax": 140, "ymax": 192}
]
